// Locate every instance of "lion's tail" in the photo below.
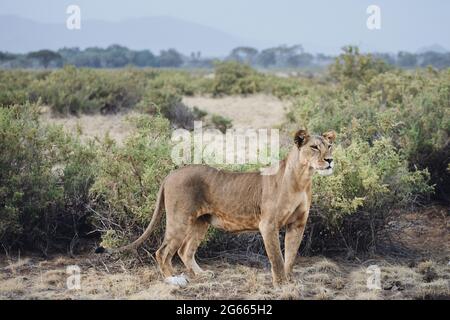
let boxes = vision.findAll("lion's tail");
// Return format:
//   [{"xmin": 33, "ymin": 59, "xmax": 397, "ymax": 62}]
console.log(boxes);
[{"xmin": 95, "ymin": 181, "xmax": 165, "ymax": 254}]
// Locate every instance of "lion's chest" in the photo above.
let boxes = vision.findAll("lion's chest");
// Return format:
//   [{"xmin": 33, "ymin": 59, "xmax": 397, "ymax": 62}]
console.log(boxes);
[{"xmin": 280, "ymin": 191, "xmax": 309, "ymax": 225}]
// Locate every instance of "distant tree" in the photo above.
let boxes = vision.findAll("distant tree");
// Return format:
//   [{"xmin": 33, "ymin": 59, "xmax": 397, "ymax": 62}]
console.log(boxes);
[
  {"xmin": 255, "ymin": 44, "xmax": 304, "ymax": 67},
  {"xmin": 373, "ymin": 53, "xmax": 396, "ymax": 65},
  {"xmin": 315, "ymin": 53, "xmax": 334, "ymax": 66},
  {"xmin": 228, "ymin": 47, "xmax": 258, "ymax": 64},
  {"xmin": 73, "ymin": 54, "xmax": 102, "ymax": 68},
  {"xmin": 132, "ymin": 50, "xmax": 157, "ymax": 67},
  {"xmin": 287, "ymin": 53, "xmax": 314, "ymax": 67},
  {"xmin": 158, "ymin": 49, "xmax": 183, "ymax": 67},
  {"xmin": 275, "ymin": 44, "xmax": 304, "ymax": 65},
  {"xmin": 190, "ymin": 51, "xmax": 201, "ymax": 60},
  {"xmin": 27, "ymin": 50, "xmax": 62, "ymax": 68},
  {"xmin": 103, "ymin": 44, "xmax": 132, "ymax": 68},
  {"xmin": 58, "ymin": 47, "xmax": 80, "ymax": 57},
  {"xmin": 419, "ymin": 51, "xmax": 450, "ymax": 69},
  {"xmin": 397, "ymin": 51, "xmax": 418, "ymax": 68},
  {"xmin": 256, "ymin": 48, "xmax": 277, "ymax": 67},
  {"xmin": 0, "ymin": 52, "xmax": 18, "ymax": 63}
]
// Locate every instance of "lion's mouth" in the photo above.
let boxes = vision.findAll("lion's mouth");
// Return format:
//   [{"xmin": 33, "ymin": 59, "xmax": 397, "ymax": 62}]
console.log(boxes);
[{"xmin": 317, "ymin": 167, "xmax": 333, "ymax": 176}]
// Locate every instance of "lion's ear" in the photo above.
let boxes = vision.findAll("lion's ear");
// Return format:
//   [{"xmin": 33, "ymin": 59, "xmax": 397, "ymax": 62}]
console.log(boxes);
[
  {"xmin": 322, "ymin": 130, "xmax": 337, "ymax": 144},
  {"xmin": 294, "ymin": 129, "xmax": 310, "ymax": 148}
]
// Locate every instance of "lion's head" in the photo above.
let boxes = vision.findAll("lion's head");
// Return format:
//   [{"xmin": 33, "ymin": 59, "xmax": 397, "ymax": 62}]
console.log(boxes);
[{"xmin": 294, "ymin": 129, "xmax": 336, "ymax": 176}]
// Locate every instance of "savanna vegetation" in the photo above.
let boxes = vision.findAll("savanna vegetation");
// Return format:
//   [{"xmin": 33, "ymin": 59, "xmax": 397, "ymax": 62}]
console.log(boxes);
[{"xmin": 0, "ymin": 47, "xmax": 448, "ymax": 262}]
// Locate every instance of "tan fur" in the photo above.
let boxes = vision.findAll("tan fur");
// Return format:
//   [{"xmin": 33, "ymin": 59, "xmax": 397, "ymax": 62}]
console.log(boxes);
[{"xmin": 113, "ymin": 129, "xmax": 336, "ymax": 286}]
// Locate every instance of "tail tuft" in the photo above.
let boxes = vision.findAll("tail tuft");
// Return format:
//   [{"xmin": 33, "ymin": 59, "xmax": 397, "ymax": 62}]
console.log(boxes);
[{"xmin": 95, "ymin": 246, "xmax": 106, "ymax": 254}]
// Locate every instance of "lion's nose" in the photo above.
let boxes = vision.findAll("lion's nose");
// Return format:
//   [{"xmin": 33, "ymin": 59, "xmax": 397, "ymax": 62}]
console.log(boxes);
[{"xmin": 324, "ymin": 158, "xmax": 333, "ymax": 165}]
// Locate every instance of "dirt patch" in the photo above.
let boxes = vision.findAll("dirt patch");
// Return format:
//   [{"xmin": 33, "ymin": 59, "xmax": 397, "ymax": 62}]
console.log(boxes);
[
  {"xmin": 40, "ymin": 107, "xmax": 136, "ymax": 145},
  {"xmin": 40, "ymin": 94, "xmax": 289, "ymax": 143},
  {"xmin": 183, "ymin": 94, "xmax": 289, "ymax": 129},
  {"xmin": 384, "ymin": 205, "xmax": 450, "ymax": 255}
]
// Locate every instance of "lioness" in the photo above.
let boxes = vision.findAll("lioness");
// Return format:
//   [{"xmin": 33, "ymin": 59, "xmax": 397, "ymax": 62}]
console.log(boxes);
[{"xmin": 96, "ymin": 129, "xmax": 336, "ymax": 286}]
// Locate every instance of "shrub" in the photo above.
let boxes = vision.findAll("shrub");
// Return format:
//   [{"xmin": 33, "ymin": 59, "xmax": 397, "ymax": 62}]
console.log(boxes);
[
  {"xmin": 163, "ymin": 102, "xmax": 195, "ymax": 130},
  {"xmin": 192, "ymin": 106, "xmax": 208, "ymax": 119},
  {"xmin": 137, "ymin": 83, "xmax": 195, "ymax": 129},
  {"xmin": 313, "ymin": 133, "xmax": 432, "ymax": 222},
  {"xmin": 268, "ymin": 76, "xmax": 306, "ymax": 99},
  {"xmin": 0, "ymin": 70, "xmax": 48, "ymax": 107},
  {"xmin": 0, "ymin": 104, "xmax": 95, "ymax": 252},
  {"xmin": 89, "ymin": 115, "xmax": 175, "ymax": 250},
  {"xmin": 291, "ymin": 66, "xmax": 449, "ymax": 203},
  {"xmin": 211, "ymin": 61, "xmax": 263, "ymax": 96},
  {"xmin": 329, "ymin": 46, "xmax": 390, "ymax": 90},
  {"xmin": 284, "ymin": 57, "xmax": 448, "ymax": 253},
  {"xmin": 210, "ymin": 114, "xmax": 233, "ymax": 133},
  {"xmin": 146, "ymin": 71, "xmax": 197, "ymax": 96},
  {"xmin": 34, "ymin": 66, "xmax": 146, "ymax": 115},
  {"xmin": 138, "ymin": 84, "xmax": 182, "ymax": 115}
]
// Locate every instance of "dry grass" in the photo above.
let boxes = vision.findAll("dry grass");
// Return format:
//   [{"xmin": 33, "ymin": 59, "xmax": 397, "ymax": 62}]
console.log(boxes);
[
  {"xmin": 0, "ymin": 278, "xmax": 26, "ymax": 296},
  {"xmin": 1, "ymin": 205, "xmax": 448, "ymax": 300},
  {"xmin": 1, "ymin": 254, "xmax": 448, "ymax": 300},
  {"xmin": 416, "ymin": 279, "xmax": 450, "ymax": 299}
]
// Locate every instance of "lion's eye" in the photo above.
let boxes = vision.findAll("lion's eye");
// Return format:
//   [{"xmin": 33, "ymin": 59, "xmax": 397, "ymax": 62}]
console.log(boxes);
[{"xmin": 311, "ymin": 145, "xmax": 319, "ymax": 151}]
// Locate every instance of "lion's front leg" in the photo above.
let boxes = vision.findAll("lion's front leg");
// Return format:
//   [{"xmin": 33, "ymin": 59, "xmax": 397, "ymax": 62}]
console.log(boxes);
[
  {"xmin": 284, "ymin": 222, "xmax": 306, "ymax": 280},
  {"xmin": 259, "ymin": 221, "xmax": 286, "ymax": 286},
  {"xmin": 284, "ymin": 209, "xmax": 309, "ymax": 280}
]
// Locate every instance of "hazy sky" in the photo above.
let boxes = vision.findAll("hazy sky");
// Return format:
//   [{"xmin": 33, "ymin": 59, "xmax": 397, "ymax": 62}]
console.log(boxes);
[{"xmin": 1, "ymin": 0, "xmax": 449, "ymax": 53}]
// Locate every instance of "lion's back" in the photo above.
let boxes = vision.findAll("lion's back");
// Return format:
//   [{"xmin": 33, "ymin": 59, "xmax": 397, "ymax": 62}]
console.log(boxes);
[{"xmin": 164, "ymin": 164, "xmax": 262, "ymax": 216}]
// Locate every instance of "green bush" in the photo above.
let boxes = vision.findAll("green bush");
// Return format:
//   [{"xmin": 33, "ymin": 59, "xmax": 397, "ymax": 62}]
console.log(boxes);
[
  {"xmin": 313, "ymin": 135, "xmax": 432, "ymax": 226},
  {"xmin": 284, "ymin": 51, "xmax": 447, "ymax": 253},
  {"xmin": 89, "ymin": 115, "xmax": 175, "ymax": 249},
  {"xmin": 137, "ymin": 83, "xmax": 196, "ymax": 129},
  {"xmin": 211, "ymin": 61, "xmax": 263, "ymax": 96},
  {"xmin": 0, "ymin": 105, "xmax": 175, "ymax": 253},
  {"xmin": 210, "ymin": 114, "xmax": 232, "ymax": 133},
  {"xmin": 0, "ymin": 70, "xmax": 48, "ymax": 107},
  {"xmin": 34, "ymin": 66, "xmax": 146, "ymax": 115},
  {"xmin": 268, "ymin": 76, "xmax": 306, "ymax": 99},
  {"xmin": 146, "ymin": 71, "xmax": 198, "ymax": 96},
  {"xmin": 0, "ymin": 104, "xmax": 95, "ymax": 252},
  {"xmin": 329, "ymin": 46, "xmax": 391, "ymax": 90},
  {"xmin": 192, "ymin": 106, "xmax": 208, "ymax": 119},
  {"xmin": 290, "ymin": 66, "xmax": 449, "ymax": 203}
]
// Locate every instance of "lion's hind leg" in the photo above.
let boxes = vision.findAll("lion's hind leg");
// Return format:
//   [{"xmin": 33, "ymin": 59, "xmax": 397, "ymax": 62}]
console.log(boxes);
[
  {"xmin": 178, "ymin": 217, "xmax": 210, "ymax": 277},
  {"xmin": 155, "ymin": 217, "xmax": 190, "ymax": 286}
]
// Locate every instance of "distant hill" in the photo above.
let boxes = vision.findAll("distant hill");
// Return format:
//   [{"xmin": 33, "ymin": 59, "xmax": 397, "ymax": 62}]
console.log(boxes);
[
  {"xmin": 417, "ymin": 44, "xmax": 448, "ymax": 54},
  {"xmin": 0, "ymin": 15, "xmax": 247, "ymax": 57}
]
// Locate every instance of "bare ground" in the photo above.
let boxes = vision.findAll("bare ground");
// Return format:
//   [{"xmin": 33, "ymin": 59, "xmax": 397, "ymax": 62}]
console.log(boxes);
[
  {"xmin": 40, "ymin": 95, "xmax": 289, "ymax": 143},
  {"xmin": 1, "ymin": 206, "xmax": 448, "ymax": 300},
  {"xmin": 182, "ymin": 94, "xmax": 289, "ymax": 129},
  {"xmin": 40, "ymin": 107, "xmax": 137, "ymax": 145}
]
